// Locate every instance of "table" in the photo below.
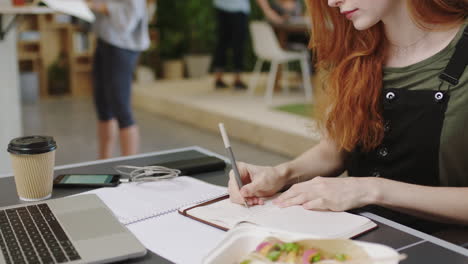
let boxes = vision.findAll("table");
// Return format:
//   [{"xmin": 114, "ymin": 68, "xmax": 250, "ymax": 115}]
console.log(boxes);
[
  {"xmin": 1, "ymin": 146, "xmax": 467, "ymax": 263},
  {"xmin": 0, "ymin": 6, "xmax": 52, "ymax": 40}
]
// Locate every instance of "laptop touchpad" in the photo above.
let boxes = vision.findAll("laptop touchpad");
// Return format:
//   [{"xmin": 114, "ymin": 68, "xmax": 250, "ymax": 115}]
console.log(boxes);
[{"xmin": 57, "ymin": 208, "xmax": 125, "ymax": 241}]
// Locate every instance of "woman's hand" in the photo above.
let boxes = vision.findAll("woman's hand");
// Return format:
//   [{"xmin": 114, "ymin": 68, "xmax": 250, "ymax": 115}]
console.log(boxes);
[
  {"xmin": 228, "ymin": 162, "xmax": 288, "ymax": 206},
  {"xmin": 273, "ymin": 176, "xmax": 378, "ymax": 211}
]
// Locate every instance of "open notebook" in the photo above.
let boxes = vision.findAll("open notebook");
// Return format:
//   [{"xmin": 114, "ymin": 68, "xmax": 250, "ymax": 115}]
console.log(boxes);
[
  {"xmin": 179, "ymin": 196, "xmax": 377, "ymax": 239},
  {"xmin": 78, "ymin": 176, "xmax": 376, "ymax": 238},
  {"xmin": 78, "ymin": 176, "xmax": 227, "ymax": 225}
]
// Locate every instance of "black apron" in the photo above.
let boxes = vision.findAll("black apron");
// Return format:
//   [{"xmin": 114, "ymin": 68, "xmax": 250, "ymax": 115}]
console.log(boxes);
[{"xmin": 346, "ymin": 26, "xmax": 468, "ymax": 234}]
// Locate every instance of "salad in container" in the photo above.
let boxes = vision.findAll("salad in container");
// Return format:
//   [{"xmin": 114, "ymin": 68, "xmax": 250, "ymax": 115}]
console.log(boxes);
[{"xmin": 203, "ymin": 223, "xmax": 404, "ymax": 264}]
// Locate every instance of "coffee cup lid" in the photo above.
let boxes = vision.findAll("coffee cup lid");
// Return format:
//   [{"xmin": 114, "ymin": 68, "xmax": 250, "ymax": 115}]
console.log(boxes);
[{"xmin": 7, "ymin": 136, "xmax": 57, "ymax": 155}]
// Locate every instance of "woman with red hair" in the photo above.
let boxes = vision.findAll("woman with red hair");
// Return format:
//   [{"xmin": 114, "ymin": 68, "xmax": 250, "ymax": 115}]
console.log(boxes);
[{"xmin": 228, "ymin": 0, "xmax": 468, "ymax": 240}]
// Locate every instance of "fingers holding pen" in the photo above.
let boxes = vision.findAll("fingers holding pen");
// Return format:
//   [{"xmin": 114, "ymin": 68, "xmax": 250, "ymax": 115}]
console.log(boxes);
[
  {"xmin": 228, "ymin": 176, "xmax": 244, "ymax": 204},
  {"xmin": 227, "ymin": 162, "xmax": 287, "ymax": 206},
  {"xmin": 228, "ymin": 165, "xmax": 262, "ymax": 206},
  {"xmin": 228, "ymin": 164, "xmax": 266, "ymax": 206},
  {"xmin": 236, "ymin": 162, "xmax": 255, "ymax": 184},
  {"xmin": 244, "ymin": 196, "xmax": 265, "ymax": 206}
]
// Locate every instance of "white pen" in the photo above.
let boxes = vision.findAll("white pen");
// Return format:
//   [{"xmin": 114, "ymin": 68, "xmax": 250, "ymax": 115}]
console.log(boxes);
[{"xmin": 218, "ymin": 123, "xmax": 249, "ymax": 208}]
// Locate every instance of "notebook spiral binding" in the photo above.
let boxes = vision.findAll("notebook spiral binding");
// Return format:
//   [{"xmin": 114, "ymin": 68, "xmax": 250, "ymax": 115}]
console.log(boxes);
[{"xmin": 123, "ymin": 192, "xmax": 228, "ymax": 226}]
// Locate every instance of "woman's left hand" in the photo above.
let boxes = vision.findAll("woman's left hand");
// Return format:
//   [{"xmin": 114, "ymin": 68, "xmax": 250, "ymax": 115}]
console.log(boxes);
[{"xmin": 273, "ymin": 176, "xmax": 378, "ymax": 211}]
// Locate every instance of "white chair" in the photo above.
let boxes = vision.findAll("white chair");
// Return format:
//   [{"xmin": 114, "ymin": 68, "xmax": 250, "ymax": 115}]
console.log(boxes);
[{"xmin": 248, "ymin": 21, "xmax": 313, "ymax": 104}]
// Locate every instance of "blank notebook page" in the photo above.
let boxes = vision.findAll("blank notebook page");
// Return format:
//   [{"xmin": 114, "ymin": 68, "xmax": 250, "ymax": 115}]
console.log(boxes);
[
  {"xmin": 188, "ymin": 198, "xmax": 376, "ymax": 238},
  {"xmin": 79, "ymin": 176, "xmax": 227, "ymax": 225}
]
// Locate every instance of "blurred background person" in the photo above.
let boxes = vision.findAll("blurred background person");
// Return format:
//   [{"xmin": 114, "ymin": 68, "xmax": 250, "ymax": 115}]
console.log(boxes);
[
  {"xmin": 87, "ymin": 0, "xmax": 149, "ymax": 159},
  {"xmin": 272, "ymin": 0, "xmax": 309, "ymax": 48},
  {"xmin": 270, "ymin": 0, "xmax": 313, "ymax": 72},
  {"xmin": 212, "ymin": 0, "xmax": 286, "ymax": 90},
  {"xmin": 271, "ymin": 0, "xmax": 304, "ymax": 20}
]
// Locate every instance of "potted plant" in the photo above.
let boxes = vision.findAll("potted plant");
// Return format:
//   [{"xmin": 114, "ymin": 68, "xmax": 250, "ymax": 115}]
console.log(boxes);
[
  {"xmin": 183, "ymin": 0, "xmax": 216, "ymax": 78},
  {"xmin": 48, "ymin": 53, "xmax": 69, "ymax": 95},
  {"xmin": 138, "ymin": 8, "xmax": 159, "ymax": 82},
  {"xmin": 157, "ymin": 1, "xmax": 187, "ymax": 80},
  {"xmin": 137, "ymin": 46, "xmax": 157, "ymax": 83}
]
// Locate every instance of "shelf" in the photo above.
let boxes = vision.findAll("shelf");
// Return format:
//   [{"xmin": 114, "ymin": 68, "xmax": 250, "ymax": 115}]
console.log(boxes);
[
  {"xmin": 72, "ymin": 64, "xmax": 92, "ymax": 73},
  {"xmin": 72, "ymin": 53, "xmax": 93, "ymax": 73},
  {"xmin": 13, "ymin": 12, "xmax": 98, "ymax": 97},
  {"xmin": 50, "ymin": 23, "xmax": 73, "ymax": 30},
  {"xmin": 73, "ymin": 52, "xmax": 92, "ymax": 58},
  {"xmin": 0, "ymin": 6, "xmax": 52, "ymax": 41},
  {"xmin": 18, "ymin": 52, "xmax": 40, "ymax": 61},
  {"xmin": 18, "ymin": 40, "xmax": 40, "ymax": 45}
]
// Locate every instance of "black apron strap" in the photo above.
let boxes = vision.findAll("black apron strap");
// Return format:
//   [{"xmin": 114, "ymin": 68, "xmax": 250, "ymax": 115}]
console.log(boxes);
[{"xmin": 439, "ymin": 25, "xmax": 468, "ymax": 86}]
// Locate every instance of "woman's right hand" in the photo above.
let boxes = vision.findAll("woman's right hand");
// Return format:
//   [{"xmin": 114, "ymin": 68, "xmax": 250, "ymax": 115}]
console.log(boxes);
[{"xmin": 228, "ymin": 162, "xmax": 288, "ymax": 206}]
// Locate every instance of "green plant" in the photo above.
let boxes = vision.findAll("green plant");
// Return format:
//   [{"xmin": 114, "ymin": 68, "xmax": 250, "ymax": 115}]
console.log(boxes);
[
  {"xmin": 184, "ymin": 1, "xmax": 216, "ymax": 54},
  {"xmin": 156, "ymin": 1, "xmax": 265, "ymax": 70},
  {"xmin": 48, "ymin": 53, "xmax": 69, "ymax": 95},
  {"xmin": 274, "ymin": 103, "xmax": 314, "ymax": 117},
  {"xmin": 139, "ymin": 45, "xmax": 158, "ymax": 77},
  {"xmin": 156, "ymin": 1, "xmax": 188, "ymax": 60}
]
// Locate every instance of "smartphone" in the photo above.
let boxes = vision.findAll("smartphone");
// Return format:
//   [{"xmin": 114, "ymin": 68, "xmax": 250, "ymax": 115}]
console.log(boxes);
[{"xmin": 53, "ymin": 174, "xmax": 121, "ymax": 188}]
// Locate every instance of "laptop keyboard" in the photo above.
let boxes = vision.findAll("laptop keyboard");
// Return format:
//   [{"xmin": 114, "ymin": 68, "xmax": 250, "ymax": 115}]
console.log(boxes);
[{"xmin": 0, "ymin": 204, "xmax": 81, "ymax": 264}]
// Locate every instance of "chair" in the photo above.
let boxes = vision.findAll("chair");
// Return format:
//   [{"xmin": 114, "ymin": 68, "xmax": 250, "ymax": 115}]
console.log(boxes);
[{"xmin": 248, "ymin": 21, "xmax": 313, "ymax": 104}]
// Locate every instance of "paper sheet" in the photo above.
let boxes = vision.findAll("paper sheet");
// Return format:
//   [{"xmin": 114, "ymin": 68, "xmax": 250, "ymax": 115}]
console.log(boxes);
[
  {"xmin": 127, "ymin": 212, "xmax": 226, "ymax": 264},
  {"xmin": 41, "ymin": 0, "xmax": 95, "ymax": 22}
]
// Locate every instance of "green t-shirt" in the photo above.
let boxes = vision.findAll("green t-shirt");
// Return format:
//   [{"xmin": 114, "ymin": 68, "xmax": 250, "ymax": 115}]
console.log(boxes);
[{"xmin": 383, "ymin": 21, "xmax": 468, "ymax": 187}]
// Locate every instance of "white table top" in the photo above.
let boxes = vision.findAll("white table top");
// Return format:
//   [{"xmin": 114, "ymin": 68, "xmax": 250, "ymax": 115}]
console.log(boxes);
[{"xmin": 0, "ymin": 6, "xmax": 52, "ymax": 15}]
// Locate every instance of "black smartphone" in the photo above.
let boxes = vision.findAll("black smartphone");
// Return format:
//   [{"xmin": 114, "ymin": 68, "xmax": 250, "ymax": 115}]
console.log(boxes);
[{"xmin": 53, "ymin": 174, "xmax": 121, "ymax": 188}]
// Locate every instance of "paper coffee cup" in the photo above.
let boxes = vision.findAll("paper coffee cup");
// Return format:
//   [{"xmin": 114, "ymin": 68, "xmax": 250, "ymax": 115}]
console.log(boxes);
[{"xmin": 7, "ymin": 136, "xmax": 57, "ymax": 201}]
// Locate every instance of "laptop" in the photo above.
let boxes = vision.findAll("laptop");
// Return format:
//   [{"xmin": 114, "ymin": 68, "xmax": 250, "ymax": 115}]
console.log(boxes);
[{"xmin": 0, "ymin": 194, "xmax": 147, "ymax": 264}]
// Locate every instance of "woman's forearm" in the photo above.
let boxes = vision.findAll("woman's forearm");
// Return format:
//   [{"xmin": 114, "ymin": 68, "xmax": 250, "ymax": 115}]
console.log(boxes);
[
  {"xmin": 372, "ymin": 178, "xmax": 468, "ymax": 225},
  {"xmin": 255, "ymin": 0, "xmax": 284, "ymax": 24},
  {"xmin": 275, "ymin": 138, "xmax": 346, "ymax": 186}
]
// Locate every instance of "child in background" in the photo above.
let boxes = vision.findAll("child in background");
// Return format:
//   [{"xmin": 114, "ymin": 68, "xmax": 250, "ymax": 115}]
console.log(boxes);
[{"xmin": 87, "ymin": 0, "xmax": 150, "ymax": 159}]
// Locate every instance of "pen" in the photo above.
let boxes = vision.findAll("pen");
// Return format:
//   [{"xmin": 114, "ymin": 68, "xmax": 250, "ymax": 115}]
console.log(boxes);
[{"xmin": 218, "ymin": 123, "xmax": 249, "ymax": 208}]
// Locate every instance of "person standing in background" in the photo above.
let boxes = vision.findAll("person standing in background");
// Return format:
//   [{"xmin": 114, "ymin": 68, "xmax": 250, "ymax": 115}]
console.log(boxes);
[
  {"xmin": 213, "ymin": 0, "xmax": 286, "ymax": 90},
  {"xmin": 271, "ymin": 0, "xmax": 304, "ymax": 20},
  {"xmin": 87, "ymin": 0, "xmax": 150, "ymax": 159}
]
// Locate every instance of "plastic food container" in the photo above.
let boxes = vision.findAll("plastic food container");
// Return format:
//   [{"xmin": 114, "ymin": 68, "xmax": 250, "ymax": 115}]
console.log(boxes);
[{"xmin": 203, "ymin": 223, "xmax": 401, "ymax": 264}]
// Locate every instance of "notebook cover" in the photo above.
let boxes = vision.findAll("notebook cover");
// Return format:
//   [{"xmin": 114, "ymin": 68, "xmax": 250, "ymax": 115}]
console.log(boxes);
[{"xmin": 178, "ymin": 195, "xmax": 230, "ymax": 231}]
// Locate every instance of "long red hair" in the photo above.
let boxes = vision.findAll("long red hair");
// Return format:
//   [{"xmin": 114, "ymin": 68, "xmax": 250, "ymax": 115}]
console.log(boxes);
[{"xmin": 307, "ymin": 0, "xmax": 467, "ymax": 152}]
